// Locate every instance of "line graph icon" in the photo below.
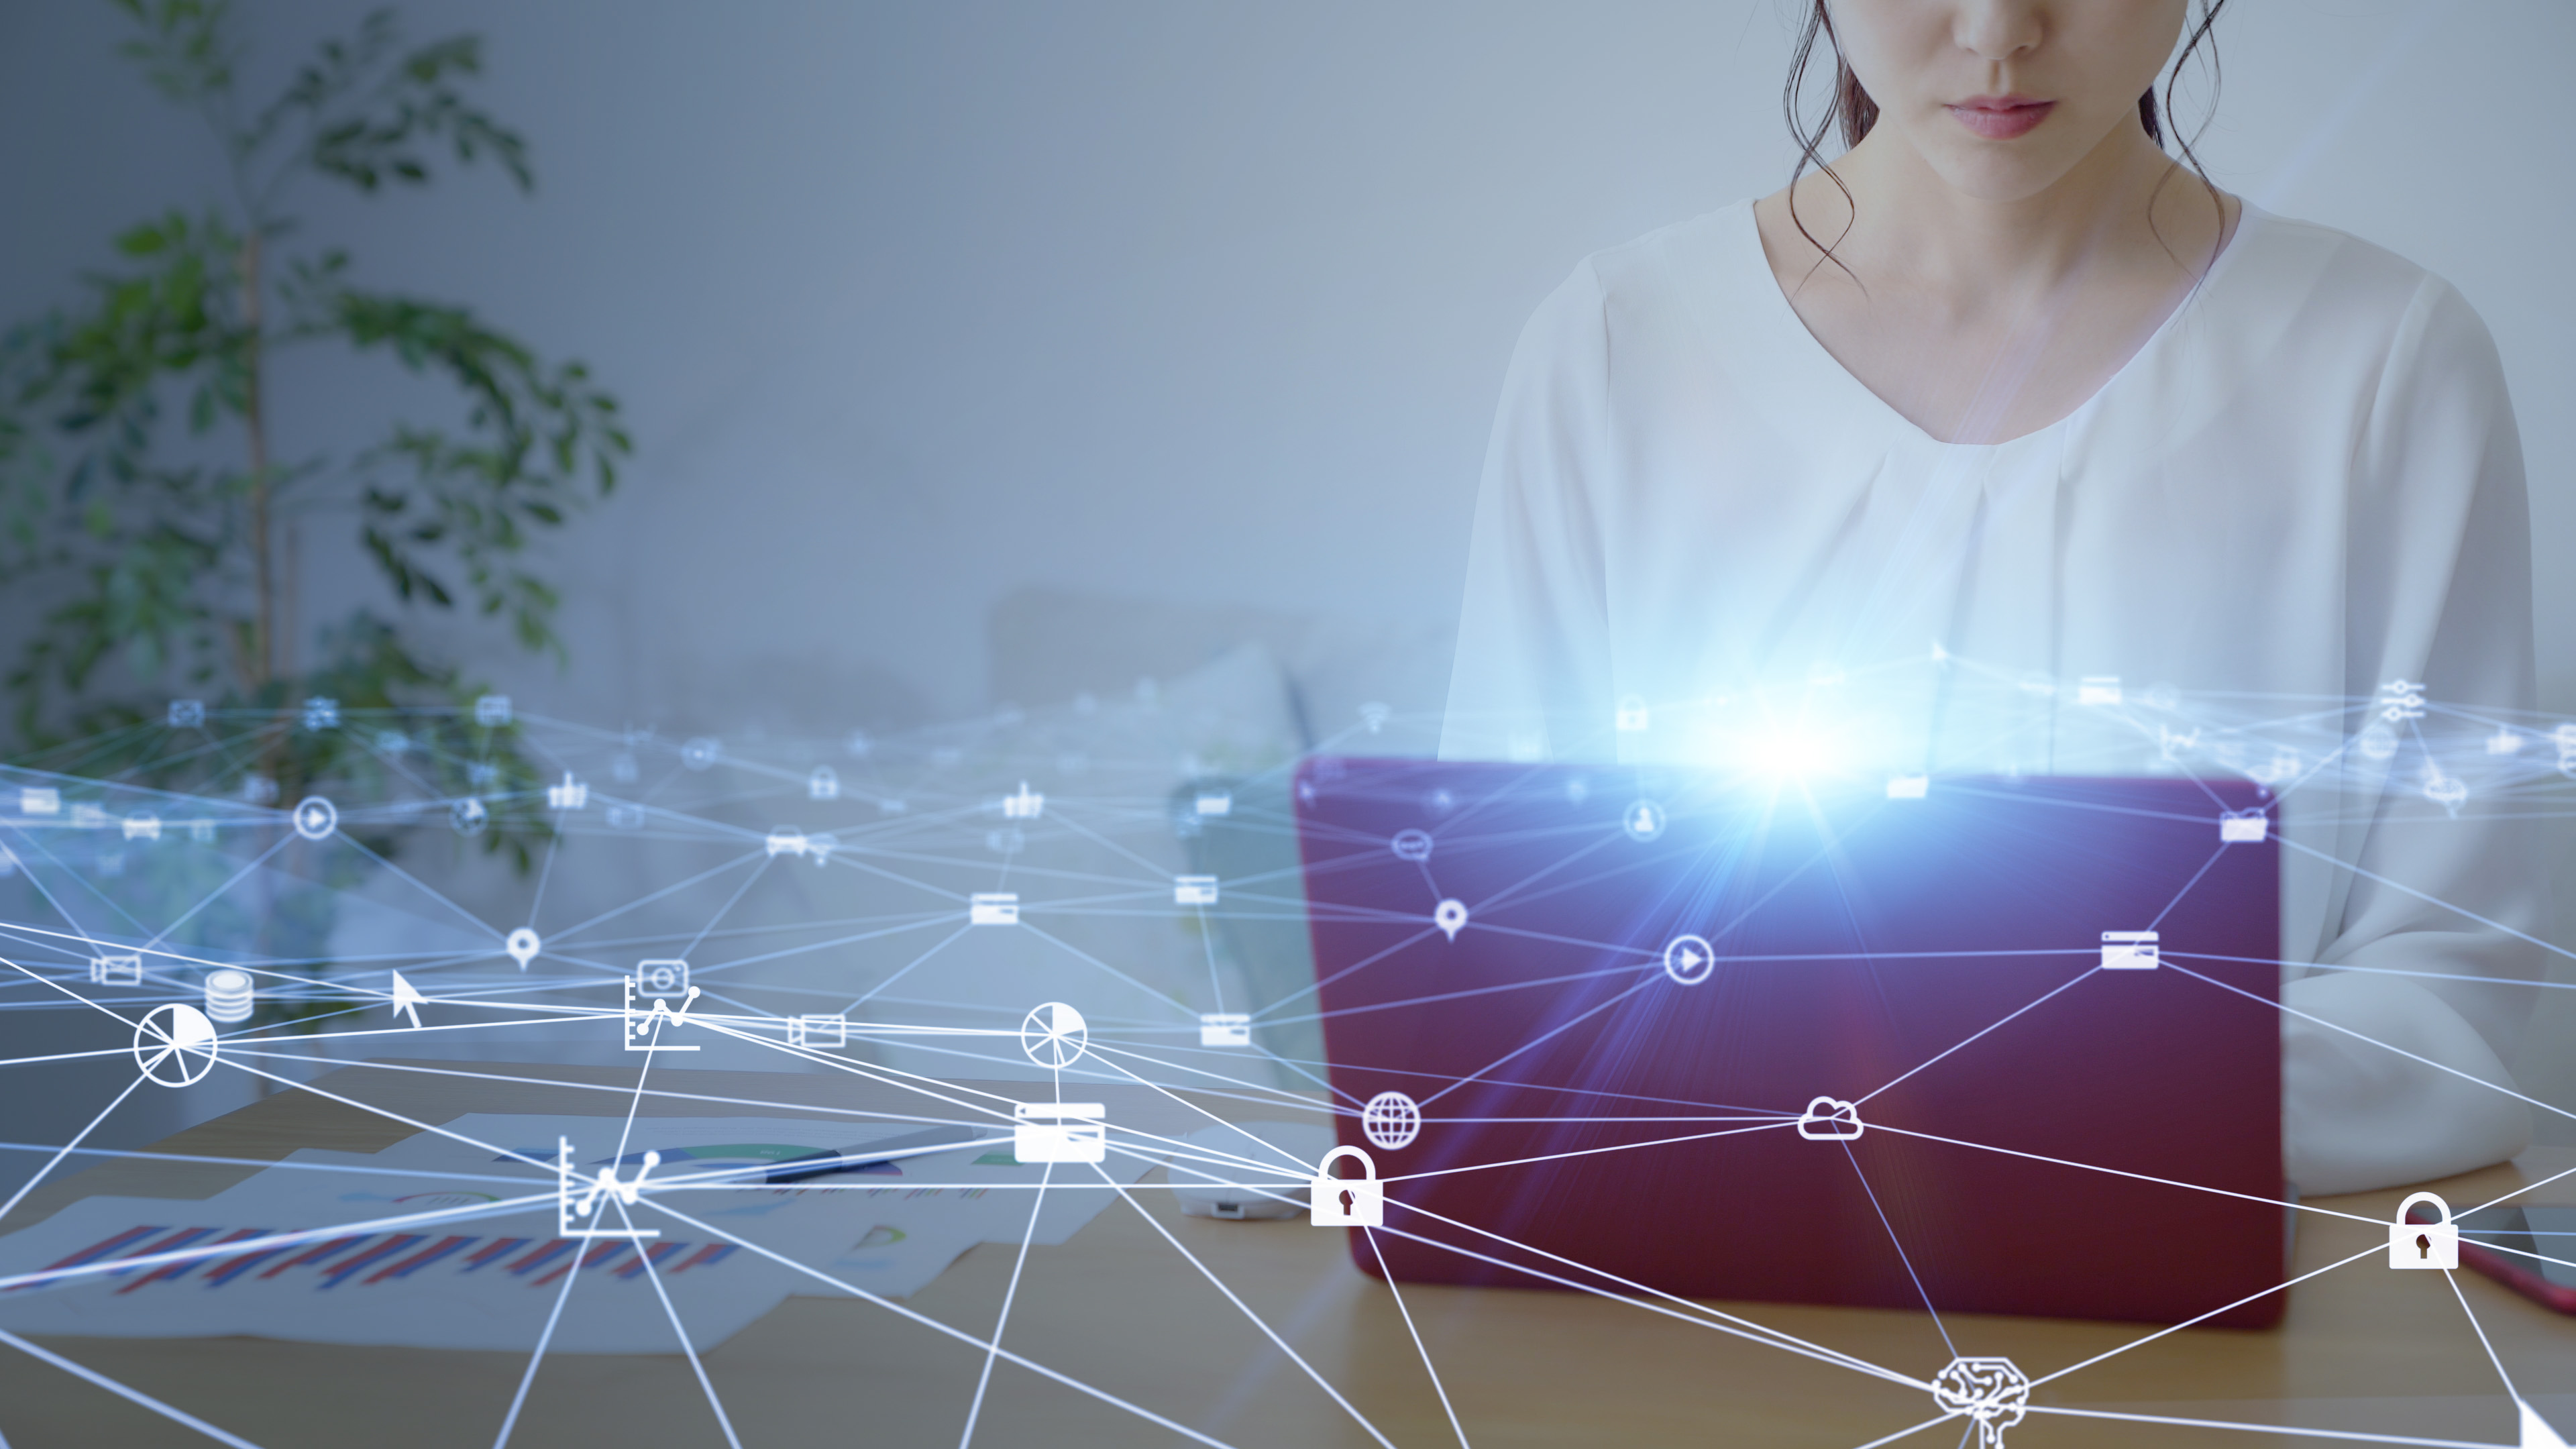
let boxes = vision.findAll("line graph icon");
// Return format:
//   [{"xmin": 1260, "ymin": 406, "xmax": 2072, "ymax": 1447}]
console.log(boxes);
[
  {"xmin": 557, "ymin": 1138, "xmax": 659, "ymax": 1240},
  {"xmin": 624, "ymin": 960, "xmax": 700, "ymax": 1052}
]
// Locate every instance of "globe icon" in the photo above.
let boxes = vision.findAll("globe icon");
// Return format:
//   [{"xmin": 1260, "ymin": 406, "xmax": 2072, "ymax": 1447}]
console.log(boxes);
[{"xmin": 1362, "ymin": 1090, "xmax": 1421, "ymax": 1150}]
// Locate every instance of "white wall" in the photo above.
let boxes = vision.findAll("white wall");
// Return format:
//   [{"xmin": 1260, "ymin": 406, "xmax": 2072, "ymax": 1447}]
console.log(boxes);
[{"xmin": 5, "ymin": 0, "xmax": 2567, "ymax": 734}]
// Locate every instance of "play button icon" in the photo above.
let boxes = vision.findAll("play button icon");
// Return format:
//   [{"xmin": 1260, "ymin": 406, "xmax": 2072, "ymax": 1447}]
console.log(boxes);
[
  {"xmin": 292, "ymin": 796, "xmax": 338, "ymax": 841},
  {"xmin": 1663, "ymin": 933, "xmax": 1715, "ymax": 986}
]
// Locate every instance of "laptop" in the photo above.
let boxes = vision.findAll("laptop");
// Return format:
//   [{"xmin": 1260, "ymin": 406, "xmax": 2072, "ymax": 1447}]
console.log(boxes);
[{"xmin": 1292, "ymin": 759, "xmax": 2285, "ymax": 1327}]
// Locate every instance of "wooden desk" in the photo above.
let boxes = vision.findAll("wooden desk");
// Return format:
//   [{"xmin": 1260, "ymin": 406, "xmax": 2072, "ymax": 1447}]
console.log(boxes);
[{"xmin": 0, "ymin": 1059, "xmax": 2567, "ymax": 1448}]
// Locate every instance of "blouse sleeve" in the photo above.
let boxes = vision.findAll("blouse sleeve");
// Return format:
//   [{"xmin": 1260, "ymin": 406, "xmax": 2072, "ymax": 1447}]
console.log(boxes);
[
  {"xmin": 1440, "ymin": 261, "xmax": 1619, "ymax": 763},
  {"xmin": 2282, "ymin": 274, "xmax": 2551, "ymax": 1195}
]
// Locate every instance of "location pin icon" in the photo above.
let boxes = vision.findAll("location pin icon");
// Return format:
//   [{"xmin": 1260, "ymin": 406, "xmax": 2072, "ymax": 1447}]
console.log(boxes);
[
  {"xmin": 505, "ymin": 928, "xmax": 541, "ymax": 969},
  {"xmin": 1434, "ymin": 899, "xmax": 1468, "ymax": 941}
]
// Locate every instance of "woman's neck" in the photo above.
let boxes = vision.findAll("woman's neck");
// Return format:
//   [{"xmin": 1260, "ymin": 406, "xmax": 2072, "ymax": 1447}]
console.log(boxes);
[
  {"xmin": 1756, "ymin": 119, "xmax": 2238, "ymax": 444},
  {"xmin": 1792, "ymin": 121, "xmax": 2222, "ymax": 308}
]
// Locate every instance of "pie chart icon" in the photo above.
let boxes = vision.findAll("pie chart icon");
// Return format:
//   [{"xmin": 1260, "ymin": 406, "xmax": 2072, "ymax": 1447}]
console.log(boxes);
[
  {"xmin": 134, "ymin": 1003, "xmax": 218, "ymax": 1087},
  {"xmin": 1021, "ymin": 1002, "xmax": 1089, "ymax": 1069}
]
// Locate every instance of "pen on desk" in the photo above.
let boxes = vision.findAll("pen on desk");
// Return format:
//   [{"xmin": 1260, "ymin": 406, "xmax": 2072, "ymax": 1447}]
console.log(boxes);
[{"xmin": 765, "ymin": 1124, "xmax": 985, "ymax": 1183}]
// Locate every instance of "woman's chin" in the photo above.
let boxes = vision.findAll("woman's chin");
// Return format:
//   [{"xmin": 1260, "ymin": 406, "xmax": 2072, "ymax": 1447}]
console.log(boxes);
[{"xmin": 1915, "ymin": 150, "xmax": 2083, "ymax": 205}]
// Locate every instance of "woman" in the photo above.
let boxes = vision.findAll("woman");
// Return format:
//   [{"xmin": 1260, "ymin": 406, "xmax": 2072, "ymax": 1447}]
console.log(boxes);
[{"xmin": 1442, "ymin": 0, "xmax": 2545, "ymax": 1195}]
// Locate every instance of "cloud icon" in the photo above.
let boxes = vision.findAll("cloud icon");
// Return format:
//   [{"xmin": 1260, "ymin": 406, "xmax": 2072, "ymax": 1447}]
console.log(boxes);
[{"xmin": 1796, "ymin": 1095, "xmax": 1864, "ymax": 1140}]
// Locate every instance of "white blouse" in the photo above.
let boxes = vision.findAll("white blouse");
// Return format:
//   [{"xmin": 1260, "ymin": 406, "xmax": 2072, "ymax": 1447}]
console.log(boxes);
[{"xmin": 1442, "ymin": 199, "xmax": 2546, "ymax": 1195}]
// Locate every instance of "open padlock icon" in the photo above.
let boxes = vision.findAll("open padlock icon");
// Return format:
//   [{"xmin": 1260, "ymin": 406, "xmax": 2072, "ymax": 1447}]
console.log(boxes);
[
  {"xmin": 2387, "ymin": 1191, "xmax": 2459, "ymax": 1269},
  {"xmin": 1309, "ymin": 1145, "xmax": 1383, "ymax": 1227}
]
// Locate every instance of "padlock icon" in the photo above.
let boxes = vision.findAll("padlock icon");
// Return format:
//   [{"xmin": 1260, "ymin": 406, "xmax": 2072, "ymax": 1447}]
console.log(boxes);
[
  {"xmin": 2388, "ymin": 1191, "xmax": 2459, "ymax": 1269},
  {"xmin": 1309, "ymin": 1146, "xmax": 1383, "ymax": 1228}
]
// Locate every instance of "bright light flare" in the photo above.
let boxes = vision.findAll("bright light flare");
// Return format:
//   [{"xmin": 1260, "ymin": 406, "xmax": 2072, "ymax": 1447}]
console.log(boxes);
[{"xmin": 1746, "ymin": 728, "xmax": 1838, "ymax": 780}]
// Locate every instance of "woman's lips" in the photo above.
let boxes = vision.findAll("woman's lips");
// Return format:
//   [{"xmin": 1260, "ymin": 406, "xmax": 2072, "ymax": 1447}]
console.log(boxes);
[{"xmin": 1947, "ymin": 97, "xmax": 2055, "ymax": 140}]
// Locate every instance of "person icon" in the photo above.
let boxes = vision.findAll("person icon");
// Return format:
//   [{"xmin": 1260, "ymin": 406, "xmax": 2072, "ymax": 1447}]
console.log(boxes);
[{"xmin": 1622, "ymin": 800, "xmax": 1666, "ymax": 842}]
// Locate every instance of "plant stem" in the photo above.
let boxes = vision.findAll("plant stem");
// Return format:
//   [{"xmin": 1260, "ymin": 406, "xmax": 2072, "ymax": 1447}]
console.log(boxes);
[{"xmin": 239, "ymin": 227, "xmax": 272, "ymax": 693}]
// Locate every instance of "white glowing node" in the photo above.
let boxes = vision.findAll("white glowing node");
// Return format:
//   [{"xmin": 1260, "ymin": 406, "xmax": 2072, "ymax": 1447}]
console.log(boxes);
[
  {"xmin": 1022, "ymin": 1001, "xmax": 1089, "ymax": 1069},
  {"xmin": 1796, "ymin": 1095, "xmax": 1864, "ymax": 1140},
  {"xmin": 1362, "ymin": 1091, "xmax": 1422, "ymax": 1150},
  {"xmin": 505, "ymin": 928, "xmax": 541, "ymax": 967},
  {"xmin": 1390, "ymin": 828, "xmax": 1434, "ymax": 862},
  {"xmin": 134, "ymin": 1004, "xmax": 218, "ymax": 1086},
  {"xmin": 1663, "ymin": 933, "xmax": 1715, "ymax": 985},
  {"xmin": 1931, "ymin": 1356, "xmax": 2029, "ymax": 1447},
  {"xmin": 1748, "ymin": 731, "xmax": 1833, "ymax": 777},
  {"xmin": 291, "ymin": 796, "xmax": 337, "ymax": 840},
  {"xmin": 203, "ymin": 969, "xmax": 254, "ymax": 1024},
  {"xmin": 1622, "ymin": 800, "xmax": 1666, "ymax": 842},
  {"xmin": 1434, "ymin": 898, "xmax": 1468, "ymax": 941}
]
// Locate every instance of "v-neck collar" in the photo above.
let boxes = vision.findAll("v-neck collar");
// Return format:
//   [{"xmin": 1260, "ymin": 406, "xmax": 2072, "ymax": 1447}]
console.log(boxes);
[{"xmin": 1725, "ymin": 196, "xmax": 2263, "ymax": 453}]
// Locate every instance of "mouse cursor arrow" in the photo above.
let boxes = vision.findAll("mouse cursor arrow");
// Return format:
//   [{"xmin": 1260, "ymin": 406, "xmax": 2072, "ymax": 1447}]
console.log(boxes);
[{"xmin": 389, "ymin": 971, "xmax": 427, "ymax": 1030}]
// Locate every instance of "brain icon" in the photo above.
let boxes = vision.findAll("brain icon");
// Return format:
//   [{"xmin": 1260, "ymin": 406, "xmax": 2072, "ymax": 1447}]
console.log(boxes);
[{"xmin": 1931, "ymin": 1356, "xmax": 2029, "ymax": 1448}]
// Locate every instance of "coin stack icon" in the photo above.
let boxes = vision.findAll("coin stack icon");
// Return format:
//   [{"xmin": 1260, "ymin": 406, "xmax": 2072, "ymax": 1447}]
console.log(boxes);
[{"xmin": 204, "ymin": 969, "xmax": 254, "ymax": 1024}]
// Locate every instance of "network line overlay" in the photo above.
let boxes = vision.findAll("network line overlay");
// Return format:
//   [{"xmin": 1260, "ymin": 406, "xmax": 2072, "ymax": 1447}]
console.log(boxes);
[{"xmin": 0, "ymin": 649, "xmax": 2569, "ymax": 1448}]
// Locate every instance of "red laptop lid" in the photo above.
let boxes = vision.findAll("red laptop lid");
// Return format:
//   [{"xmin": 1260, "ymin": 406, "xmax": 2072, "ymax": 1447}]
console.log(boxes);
[{"xmin": 1293, "ymin": 760, "xmax": 2284, "ymax": 1327}]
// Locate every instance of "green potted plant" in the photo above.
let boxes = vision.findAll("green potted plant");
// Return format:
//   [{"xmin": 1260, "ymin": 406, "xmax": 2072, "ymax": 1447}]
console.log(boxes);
[{"xmin": 0, "ymin": 1, "xmax": 628, "ymax": 1018}]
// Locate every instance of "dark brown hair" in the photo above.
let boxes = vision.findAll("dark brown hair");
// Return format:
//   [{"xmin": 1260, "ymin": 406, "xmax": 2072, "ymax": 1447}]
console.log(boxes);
[{"xmin": 1782, "ymin": 1, "xmax": 2231, "ymax": 278}]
